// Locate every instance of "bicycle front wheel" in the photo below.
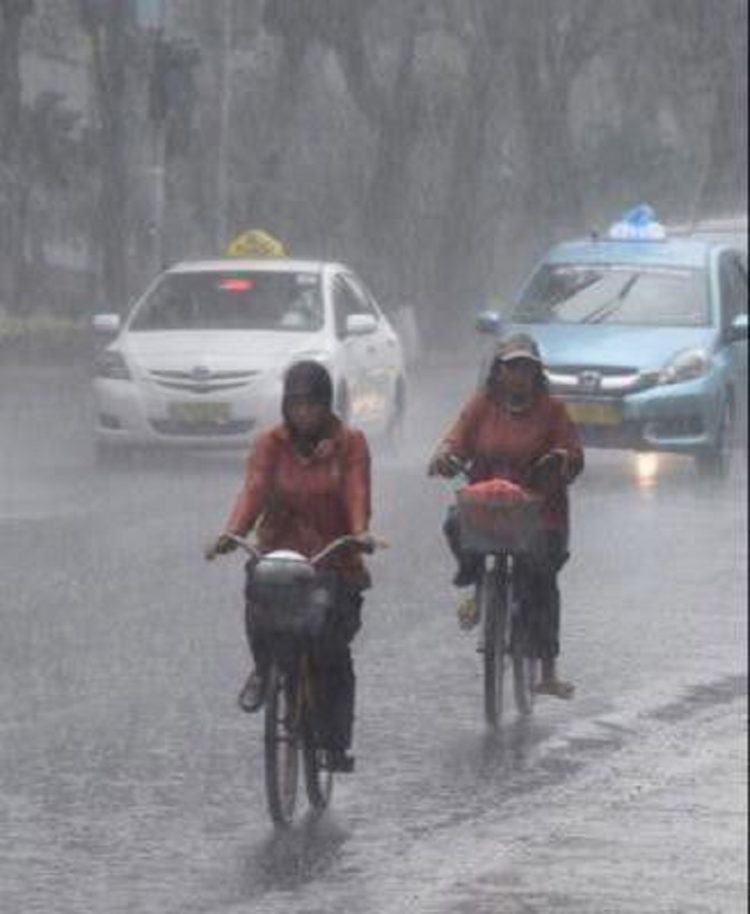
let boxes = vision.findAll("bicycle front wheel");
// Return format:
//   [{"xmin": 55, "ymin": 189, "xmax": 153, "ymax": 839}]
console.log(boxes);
[
  {"xmin": 302, "ymin": 717, "xmax": 334, "ymax": 810},
  {"xmin": 480, "ymin": 566, "xmax": 507, "ymax": 727},
  {"xmin": 264, "ymin": 662, "xmax": 300, "ymax": 827}
]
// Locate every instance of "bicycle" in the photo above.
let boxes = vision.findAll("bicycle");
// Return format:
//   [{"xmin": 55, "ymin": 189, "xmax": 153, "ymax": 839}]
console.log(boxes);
[
  {"xmin": 452, "ymin": 471, "xmax": 543, "ymax": 727},
  {"xmin": 208, "ymin": 533, "xmax": 378, "ymax": 827}
]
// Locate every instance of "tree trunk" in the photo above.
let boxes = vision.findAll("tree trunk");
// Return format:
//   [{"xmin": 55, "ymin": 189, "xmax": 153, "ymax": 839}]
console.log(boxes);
[
  {"xmin": 428, "ymin": 28, "xmax": 499, "ymax": 349},
  {"xmin": 0, "ymin": 3, "xmax": 31, "ymax": 313},
  {"xmin": 697, "ymin": 62, "xmax": 748, "ymax": 217},
  {"xmin": 242, "ymin": 32, "xmax": 307, "ymax": 231},
  {"xmin": 510, "ymin": 1, "xmax": 586, "ymax": 249},
  {"xmin": 84, "ymin": 2, "xmax": 132, "ymax": 311},
  {"xmin": 359, "ymin": 3, "xmax": 422, "ymax": 267}
]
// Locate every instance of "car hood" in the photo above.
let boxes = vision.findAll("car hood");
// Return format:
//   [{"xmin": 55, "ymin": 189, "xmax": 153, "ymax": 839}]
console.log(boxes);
[
  {"xmin": 118, "ymin": 329, "xmax": 329, "ymax": 372},
  {"xmin": 510, "ymin": 323, "xmax": 717, "ymax": 371}
]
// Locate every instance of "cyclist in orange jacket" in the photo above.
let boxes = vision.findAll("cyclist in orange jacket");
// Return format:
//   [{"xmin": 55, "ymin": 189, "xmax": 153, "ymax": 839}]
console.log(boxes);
[
  {"xmin": 210, "ymin": 360, "xmax": 372, "ymax": 771},
  {"xmin": 429, "ymin": 333, "xmax": 584, "ymax": 698}
]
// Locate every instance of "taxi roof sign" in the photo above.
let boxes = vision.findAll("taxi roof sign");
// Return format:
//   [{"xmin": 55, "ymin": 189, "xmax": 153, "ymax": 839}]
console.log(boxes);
[
  {"xmin": 224, "ymin": 229, "xmax": 288, "ymax": 258},
  {"xmin": 607, "ymin": 204, "xmax": 666, "ymax": 241}
]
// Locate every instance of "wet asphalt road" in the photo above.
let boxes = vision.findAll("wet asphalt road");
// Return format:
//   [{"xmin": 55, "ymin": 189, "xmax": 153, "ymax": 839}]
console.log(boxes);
[{"xmin": 0, "ymin": 359, "xmax": 747, "ymax": 913}]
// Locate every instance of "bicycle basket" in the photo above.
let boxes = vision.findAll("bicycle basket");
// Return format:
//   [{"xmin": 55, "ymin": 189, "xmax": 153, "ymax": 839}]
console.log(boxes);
[
  {"xmin": 247, "ymin": 551, "xmax": 329, "ymax": 637},
  {"xmin": 456, "ymin": 483, "xmax": 542, "ymax": 554}
]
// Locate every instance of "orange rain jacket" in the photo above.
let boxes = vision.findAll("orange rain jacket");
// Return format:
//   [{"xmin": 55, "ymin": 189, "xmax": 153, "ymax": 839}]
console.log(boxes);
[
  {"xmin": 440, "ymin": 388, "xmax": 584, "ymax": 533},
  {"xmin": 226, "ymin": 419, "xmax": 371, "ymax": 583}
]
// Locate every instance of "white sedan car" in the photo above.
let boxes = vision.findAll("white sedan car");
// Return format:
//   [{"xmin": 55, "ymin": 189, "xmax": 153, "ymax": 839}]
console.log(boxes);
[{"xmin": 92, "ymin": 258, "xmax": 406, "ymax": 460}]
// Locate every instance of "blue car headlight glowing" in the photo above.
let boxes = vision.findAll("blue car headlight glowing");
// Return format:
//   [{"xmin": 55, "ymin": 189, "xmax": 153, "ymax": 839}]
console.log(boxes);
[{"xmin": 658, "ymin": 348, "xmax": 711, "ymax": 385}]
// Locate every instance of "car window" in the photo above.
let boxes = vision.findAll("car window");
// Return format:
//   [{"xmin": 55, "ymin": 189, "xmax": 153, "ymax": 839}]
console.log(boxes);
[
  {"xmin": 333, "ymin": 275, "xmax": 377, "ymax": 337},
  {"xmin": 129, "ymin": 271, "xmax": 324, "ymax": 332},
  {"xmin": 514, "ymin": 263, "xmax": 709, "ymax": 327},
  {"xmin": 719, "ymin": 252, "xmax": 748, "ymax": 328}
]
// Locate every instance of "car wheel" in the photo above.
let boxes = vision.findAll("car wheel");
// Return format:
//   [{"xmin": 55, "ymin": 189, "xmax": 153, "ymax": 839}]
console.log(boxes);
[
  {"xmin": 695, "ymin": 396, "xmax": 735, "ymax": 480},
  {"xmin": 95, "ymin": 440, "xmax": 132, "ymax": 468},
  {"xmin": 335, "ymin": 385, "xmax": 350, "ymax": 424},
  {"xmin": 385, "ymin": 378, "xmax": 406, "ymax": 454}
]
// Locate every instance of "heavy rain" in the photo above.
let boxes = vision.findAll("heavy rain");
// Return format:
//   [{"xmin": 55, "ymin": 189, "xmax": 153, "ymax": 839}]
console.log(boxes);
[{"xmin": 1, "ymin": 2, "xmax": 747, "ymax": 913}]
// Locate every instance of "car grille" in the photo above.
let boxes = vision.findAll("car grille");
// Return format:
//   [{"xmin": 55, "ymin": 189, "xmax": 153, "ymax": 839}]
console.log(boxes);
[
  {"xmin": 546, "ymin": 364, "xmax": 659, "ymax": 396},
  {"xmin": 148, "ymin": 369, "xmax": 260, "ymax": 394},
  {"xmin": 149, "ymin": 418, "xmax": 255, "ymax": 436}
]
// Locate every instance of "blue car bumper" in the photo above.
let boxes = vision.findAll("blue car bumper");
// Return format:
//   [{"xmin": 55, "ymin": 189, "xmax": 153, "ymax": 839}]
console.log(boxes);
[{"xmin": 561, "ymin": 373, "xmax": 725, "ymax": 454}]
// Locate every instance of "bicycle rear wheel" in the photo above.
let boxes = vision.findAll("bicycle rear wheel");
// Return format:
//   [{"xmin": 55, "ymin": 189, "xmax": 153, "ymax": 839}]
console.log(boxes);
[
  {"xmin": 509, "ymin": 566, "xmax": 539, "ymax": 716},
  {"xmin": 511, "ymin": 643, "xmax": 537, "ymax": 716},
  {"xmin": 480, "ymin": 566, "xmax": 508, "ymax": 727},
  {"xmin": 264, "ymin": 662, "xmax": 300, "ymax": 827}
]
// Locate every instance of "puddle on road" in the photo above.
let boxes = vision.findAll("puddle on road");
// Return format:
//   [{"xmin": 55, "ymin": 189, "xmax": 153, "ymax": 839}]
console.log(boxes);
[{"xmin": 647, "ymin": 673, "xmax": 747, "ymax": 722}]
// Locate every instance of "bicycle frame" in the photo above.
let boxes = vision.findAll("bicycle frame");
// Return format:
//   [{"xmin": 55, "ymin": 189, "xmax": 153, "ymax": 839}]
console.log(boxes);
[
  {"xmin": 445, "ymin": 471, "xmax": 541, "ymax": 727},
  {"xmin": 210, "ymin": 532, "xmax": 380, "ymax": 827},
  {"xmin": 478, "ymin": 550, "xmax": 537, "ymax": 727}
]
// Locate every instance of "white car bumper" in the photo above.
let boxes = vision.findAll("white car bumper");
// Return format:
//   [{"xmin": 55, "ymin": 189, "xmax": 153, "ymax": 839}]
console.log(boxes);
[{"xmin": 93, "ymin": 376, "xmax": 281, "ymax": 449}]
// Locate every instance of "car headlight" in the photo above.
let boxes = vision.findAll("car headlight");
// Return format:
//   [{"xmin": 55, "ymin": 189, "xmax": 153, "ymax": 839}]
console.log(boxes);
[
  {"xmin": 95, "ymin": 349, "xmax": 132, "ymax": 380},
  {"xmin": 658, "ymin": 348, "xmax": 711, "ymax": 385}
]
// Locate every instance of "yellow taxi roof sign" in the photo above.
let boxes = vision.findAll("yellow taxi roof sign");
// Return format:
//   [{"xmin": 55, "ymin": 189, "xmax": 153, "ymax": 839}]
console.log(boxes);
[{"xmin": 224, "ymin": 229, "xmax": 288, "ymax": 258}]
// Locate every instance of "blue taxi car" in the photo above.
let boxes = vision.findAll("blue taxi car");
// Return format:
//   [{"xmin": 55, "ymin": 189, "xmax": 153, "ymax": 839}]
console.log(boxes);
[{"xmin": 479, "ymin": 210, "xmax": 748, "ymax": 477}]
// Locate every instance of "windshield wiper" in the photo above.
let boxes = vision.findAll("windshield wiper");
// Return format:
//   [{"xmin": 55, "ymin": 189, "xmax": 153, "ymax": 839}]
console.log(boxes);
[{"xmin": 580, "ymin": 274, "xmax": 639, "ymax": 324}]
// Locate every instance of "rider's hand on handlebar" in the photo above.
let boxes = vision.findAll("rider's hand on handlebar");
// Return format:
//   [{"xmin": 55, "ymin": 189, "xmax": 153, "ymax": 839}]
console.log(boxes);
[
  {"xmin": 350, "ymin": 531, "xmax": 387, "ymax": 554},
  {"xmin": 528, "ymin": 449, "xmax": 569, "ymax": 490},
  {"xmin": 428, "ymin": 449, "xmax": 465, "ymax": 479},
  {"xmin": 205, "ymin": 532, "xmax": 238, "ymax": 560}
]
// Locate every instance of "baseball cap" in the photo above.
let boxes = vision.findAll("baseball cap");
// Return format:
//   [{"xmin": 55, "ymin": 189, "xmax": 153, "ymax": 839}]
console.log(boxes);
[{"xmin": 493, "ymin": 332, "xmax": 543, "ymax": 365}]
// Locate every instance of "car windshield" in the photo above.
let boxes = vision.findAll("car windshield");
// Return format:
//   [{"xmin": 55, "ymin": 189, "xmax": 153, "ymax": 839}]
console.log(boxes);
[
  {"xmin": 129, "ymin": 271, "xmax": 324, "ymax": 332},
  {"xmin": 513, "ymin": 263, "xmax": 709, "ymax": 327}
]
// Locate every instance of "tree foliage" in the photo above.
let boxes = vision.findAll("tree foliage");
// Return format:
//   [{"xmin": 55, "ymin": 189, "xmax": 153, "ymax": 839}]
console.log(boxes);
[{"xmin": 1, "ymin": 0, "xmax": 746, "ymax": 342}]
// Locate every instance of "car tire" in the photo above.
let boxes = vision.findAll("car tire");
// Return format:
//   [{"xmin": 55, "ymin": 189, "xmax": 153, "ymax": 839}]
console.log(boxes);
[
  {"xmin": 95, "ymin": 440, "xmax": 132, "ymax": 468},
  {"xmin": 695, "ymin": 396, "xmax": 735, "ymax": 480},
  {"xmin": 335, "ymin": 385, "xmax": 350, "ymax": 424},
  {"xmin": 385, "ymin": 378, "xmax": 406, "ymax": 454}
]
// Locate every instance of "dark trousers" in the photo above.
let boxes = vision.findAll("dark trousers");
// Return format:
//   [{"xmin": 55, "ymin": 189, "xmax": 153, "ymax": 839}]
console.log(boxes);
[
  {"xmin": 244, "ymin": 571, "xmax": 362, "ymax": 752},
  {"xmin": 443, "ymin": 506, "xmax": 568, "ymax": 659}
]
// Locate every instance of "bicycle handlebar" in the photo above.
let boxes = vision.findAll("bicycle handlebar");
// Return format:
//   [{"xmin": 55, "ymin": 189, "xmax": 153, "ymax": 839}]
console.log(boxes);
[
  {"xmin": 206, "ymin": 532, "xmax": 387, "ymax": 564},
  {"xmin": 433, "ymin": 450, "xmax": 569, "ymax": 492}
]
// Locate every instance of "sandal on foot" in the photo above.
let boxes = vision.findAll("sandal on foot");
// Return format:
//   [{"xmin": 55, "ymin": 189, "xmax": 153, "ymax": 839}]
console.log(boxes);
[
  {"xmin": 534, "ymin": 678, "xmax": 575, "ymax": 700},
  {"xmin": 457, "ymin": 595, "xmax": 479, "ymax": 631},
  {"xmin": 238, "ymin": 670, "xmax": 266, "ymax": 712}
]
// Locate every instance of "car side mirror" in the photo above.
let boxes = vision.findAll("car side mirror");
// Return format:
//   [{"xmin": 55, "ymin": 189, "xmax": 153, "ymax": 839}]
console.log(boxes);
[
  {"xmin": 345, "ymin": 313, "xmax": 377, "ymax": 336},
  {"xmin": 475, "ymin": 310, "xmax": 505, "ymax": 335},
  {"xmin": 727, "ymin": 312, "xmax": 748, "ymax": 342},
  {"xmin": 92, "ymin": 313, "xmax": 121, "ymax": 335}
]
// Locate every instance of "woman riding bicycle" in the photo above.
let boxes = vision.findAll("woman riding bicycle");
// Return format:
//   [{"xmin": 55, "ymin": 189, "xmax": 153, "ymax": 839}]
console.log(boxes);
[
  {"xmin": 428, "ymin": 333, "xmax": 584, "ymax": 699},
  {"xmin": 209, "ymin": 360, "xmax": 372, "ymax": 772}
]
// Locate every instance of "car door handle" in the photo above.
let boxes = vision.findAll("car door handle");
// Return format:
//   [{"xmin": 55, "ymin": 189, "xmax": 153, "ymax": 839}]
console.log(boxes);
[{"xmin": 366, "ymin": 345, "xmax": 377, "ymax": 354}]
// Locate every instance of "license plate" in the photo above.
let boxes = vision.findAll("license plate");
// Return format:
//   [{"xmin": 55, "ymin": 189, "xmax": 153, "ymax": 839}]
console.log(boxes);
[
  {"xmin": 168, "ymin": 401, "xmax": 231, "ymax": 424},
  {"xmin": 565, "ymin": 400, "xmax": 621, "ymax": 426}
]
